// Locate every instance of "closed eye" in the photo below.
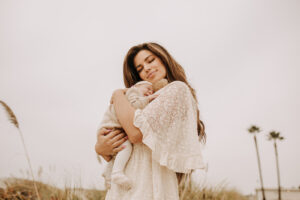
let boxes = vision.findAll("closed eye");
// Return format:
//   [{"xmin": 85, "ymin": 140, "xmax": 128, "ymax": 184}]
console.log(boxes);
[
  {"xmin": 148, "ymin": 57, "xmax": 155, "ymax": 63},
  {"xmin": 136, "ymin": 66, "xmax": 143, "ymax": 73},
  {"xmin": 136, "ymin": 55, "xmax": 155, "ymax": 73}
]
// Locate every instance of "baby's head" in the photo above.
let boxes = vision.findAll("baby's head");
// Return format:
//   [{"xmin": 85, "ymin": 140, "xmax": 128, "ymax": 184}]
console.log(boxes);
[{"xmin": 133, "ymin": 81, "xmax": 153, "ymax": 96}]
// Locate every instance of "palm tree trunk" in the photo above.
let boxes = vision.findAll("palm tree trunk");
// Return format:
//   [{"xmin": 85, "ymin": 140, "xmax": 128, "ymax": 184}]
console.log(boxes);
[
  {"xmin": 254, "ymin": 135, "xmax": 266, "ymax": 200},
  {"xmin": 274, "ymin": 141, "xmax": 281, "ymax": 200}
]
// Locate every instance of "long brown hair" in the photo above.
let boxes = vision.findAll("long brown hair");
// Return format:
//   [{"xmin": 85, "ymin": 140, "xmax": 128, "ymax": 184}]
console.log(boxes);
[{"xmin": 123, "ymin": 42, "xmax": 206, "ymax": 142}]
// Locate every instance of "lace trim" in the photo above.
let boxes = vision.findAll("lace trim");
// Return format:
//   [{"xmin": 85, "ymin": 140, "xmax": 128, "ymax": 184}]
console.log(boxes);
[{"xmin": 134, "ymin": 109, "xmax": 206, "ymax": 173}]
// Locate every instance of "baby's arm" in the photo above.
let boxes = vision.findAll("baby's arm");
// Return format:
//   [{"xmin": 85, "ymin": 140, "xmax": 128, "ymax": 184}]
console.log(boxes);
[
  {"xmin": 147, "ymin": 93, "xmax": 159, "ymax": 102},
  {"xmin": 126, "ymin": 88, "xmax": 149, "ymax": 109},
  {"xmin": 132, "ymin": 96, "xmax": 149, "ymax": 109},
  {"xmin": 99, "ymin": 105, "xmax": 121, "ymax": 129}
]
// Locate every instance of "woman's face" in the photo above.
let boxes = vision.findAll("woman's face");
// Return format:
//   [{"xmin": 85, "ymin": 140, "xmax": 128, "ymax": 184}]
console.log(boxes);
[{"xmin": 133, "ymin": 50, "xmax": 167, "ymax": 84}]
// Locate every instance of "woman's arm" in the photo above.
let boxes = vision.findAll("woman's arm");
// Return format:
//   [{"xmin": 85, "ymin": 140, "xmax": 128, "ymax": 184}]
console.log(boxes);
[{"xmin": 112, "ymin": 89, "xmax": 143, "ymax": 144}]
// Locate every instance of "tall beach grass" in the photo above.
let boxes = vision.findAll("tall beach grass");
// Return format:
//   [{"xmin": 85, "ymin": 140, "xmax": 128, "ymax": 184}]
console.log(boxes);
[{"xmin": 0, "ymin": 176, "xmax": 247, "ymax": 200}]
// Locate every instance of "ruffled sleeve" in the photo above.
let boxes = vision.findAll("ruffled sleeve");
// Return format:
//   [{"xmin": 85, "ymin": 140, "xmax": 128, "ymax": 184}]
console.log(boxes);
[{"xmin": 133, "ymin": 81, "xmax": 205, "ymax": 173}]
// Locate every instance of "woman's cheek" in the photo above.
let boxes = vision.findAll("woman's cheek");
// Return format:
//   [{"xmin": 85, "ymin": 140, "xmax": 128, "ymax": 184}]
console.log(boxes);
[{"xmin": 140, "ymin": 72, "xmax": 147, "ymax": 81}]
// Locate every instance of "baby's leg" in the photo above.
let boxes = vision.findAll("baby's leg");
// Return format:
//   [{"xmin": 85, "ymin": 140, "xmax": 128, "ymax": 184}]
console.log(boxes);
[
  {"xmin": 112, "ymin": 140, "xmax": 132, "ymax": 173},
  {"xmin": 102, "ymin": 159, "xmax": 114, "ymax": 189},
  {"xmin": 111, "ymin": 140, "xmax": 132, "ymax": 189}
]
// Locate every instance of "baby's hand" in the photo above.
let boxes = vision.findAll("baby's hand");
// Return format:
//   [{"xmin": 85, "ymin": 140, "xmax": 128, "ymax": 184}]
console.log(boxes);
[{"xmin": 147, "ymin": 94, "xmax": 159, "ymax": 102}]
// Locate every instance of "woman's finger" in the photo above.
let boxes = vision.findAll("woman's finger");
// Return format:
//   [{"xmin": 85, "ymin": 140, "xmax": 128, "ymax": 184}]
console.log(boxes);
[
  {"xmin": 97, "ymin": 128, "xmax": 111, "ymax": 137},
  {"xmin": 112, "ymin": 137, "xmax": 127, "ymax": 148},
  {"xmin": 106, "ymin": 129, "xmax": 122, "ymax": 139},
  {"xmin": 113, "ymin": 145, "xmax": 126, "ymax": 154},
  {"xmin": 103, "ymin": 128, "xmax": 112, "ymax": 135},
  {"xmin": 110, "ymin": 132, "xmax": 126, "ymax": 143}
]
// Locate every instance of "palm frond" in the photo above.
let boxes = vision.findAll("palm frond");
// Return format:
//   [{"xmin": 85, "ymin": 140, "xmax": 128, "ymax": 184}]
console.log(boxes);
[
  {"xmin": 268, "ymin": 131, "xmax": 284, "ymax": 141},
  {"xmin": 248, "ymin": 125, "xmax": 261, "ymax": 134},
  {"xmin": 279, "ymin": 136, "xmax": 284, "ymax": 140}
]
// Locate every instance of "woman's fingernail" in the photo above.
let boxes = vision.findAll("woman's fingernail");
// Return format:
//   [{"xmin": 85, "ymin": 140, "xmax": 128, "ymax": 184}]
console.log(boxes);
[
  {"xmin": 125, "ymin": 136, "xmax": 128, "ymax": 139},
  {"xmin": 122, "ymin": 145, "xmax": 126, "ymax": 148}
]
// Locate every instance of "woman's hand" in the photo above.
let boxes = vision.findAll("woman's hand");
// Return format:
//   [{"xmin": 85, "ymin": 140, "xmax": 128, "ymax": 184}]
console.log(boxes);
[{"xmin": 95, "ymin": 128, "xmax": 128, "ymax": 161}]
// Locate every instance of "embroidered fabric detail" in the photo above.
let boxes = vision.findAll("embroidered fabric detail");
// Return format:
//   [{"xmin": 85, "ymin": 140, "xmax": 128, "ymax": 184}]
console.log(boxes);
[{"xmin": 133, "ymin": 81, "xmax": 205, "ymax": 173}]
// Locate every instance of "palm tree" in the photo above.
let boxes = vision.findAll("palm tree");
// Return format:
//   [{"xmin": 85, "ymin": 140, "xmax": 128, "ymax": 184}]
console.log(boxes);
[
  {"xmin": 248, "ymin": 125, "xmax": 266, "ymax": 200},
  {"xmin": 268, "ymin": 131, "xmax": 284, "ymax": 200}
]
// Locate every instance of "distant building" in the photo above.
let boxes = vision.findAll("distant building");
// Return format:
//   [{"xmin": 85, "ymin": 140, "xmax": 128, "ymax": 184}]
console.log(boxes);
[{"xmin": 256, "ymin": 188, "xmax": 300, "ymax": 200}]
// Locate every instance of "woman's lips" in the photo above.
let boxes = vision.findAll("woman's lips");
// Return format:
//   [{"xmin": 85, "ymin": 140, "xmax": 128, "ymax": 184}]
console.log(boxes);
[{"xmin": 147, "ymin": 71, "xmax": 156, "ymax": 79}]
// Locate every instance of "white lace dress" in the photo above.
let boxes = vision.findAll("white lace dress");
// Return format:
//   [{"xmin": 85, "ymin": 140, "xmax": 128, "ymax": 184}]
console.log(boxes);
[{"xmin": 105, "ymin": 81, "xmax": 205, "ymax": 200}]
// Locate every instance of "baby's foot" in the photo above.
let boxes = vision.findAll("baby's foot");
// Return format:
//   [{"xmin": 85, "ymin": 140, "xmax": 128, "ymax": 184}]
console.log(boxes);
[
  {"xmin": 102, "ymin": 172, "xmax": 111, "ymax": 189},
  {"xmin": 111, "ymin": 172, "xmax": 132, "ymax": 190},
  {"xmin": 104, "ymin": 179, "xmax": 111, "ymax": 189}
]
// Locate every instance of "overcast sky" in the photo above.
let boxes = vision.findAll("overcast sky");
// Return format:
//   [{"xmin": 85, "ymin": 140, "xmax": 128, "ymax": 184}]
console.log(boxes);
[{"xmin": 1, "ymin": 0, "xmax": 299, "ymax": 195}]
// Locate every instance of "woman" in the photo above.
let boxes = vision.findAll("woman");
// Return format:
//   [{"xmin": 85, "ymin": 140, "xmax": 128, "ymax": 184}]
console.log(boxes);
[{"xmin": 95, "ymin": 42, "xmax": 206, "ymax": 200}]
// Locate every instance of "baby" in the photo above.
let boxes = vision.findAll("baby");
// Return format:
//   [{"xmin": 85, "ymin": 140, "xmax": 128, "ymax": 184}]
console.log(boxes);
[{"xmin": 98, "ymin": 81, "xmax": 159, "ymax": 190}]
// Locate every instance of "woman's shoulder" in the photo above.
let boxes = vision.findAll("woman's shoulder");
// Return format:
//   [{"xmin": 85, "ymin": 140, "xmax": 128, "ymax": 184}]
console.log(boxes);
[
  {"xmin": 167, "ymin": 81, "xmax": 196, "ymax": 104},
  {"xmin": 169, "ymin": 80, "xmax": 188, "ymax": 87},
  {"xmin": 166, "ymin": 80, "xmax": 190, "ymax": 92}
]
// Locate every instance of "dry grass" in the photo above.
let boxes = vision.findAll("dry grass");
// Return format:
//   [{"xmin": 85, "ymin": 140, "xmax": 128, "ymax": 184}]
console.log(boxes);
[
  {"xmin": 0, "ymin": 100, "xmax": 41, "ymax": 199},
  {"xmin": 0, "ymin": 177, "xmax": 247, "ymax": 200},
  {"xmin": 179, "ymin": 182, "xmax": 247, "ymax": 200},
  {"xmin": 0, "ymin": 100, "xmax": 246, "ymax": 199},
  {"xmin": 177, "ymin": 174, "xmax": 247, "ymax": 200},
  {"xmin": 0, "ymin": 178, "xmax": 106, "ymax": 200}
]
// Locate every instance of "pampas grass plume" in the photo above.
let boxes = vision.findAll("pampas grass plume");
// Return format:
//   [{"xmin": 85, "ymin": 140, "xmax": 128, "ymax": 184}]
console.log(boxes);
[{"xmin": 0, "ymin": 100, "xmax": 19, "ymax": 128}]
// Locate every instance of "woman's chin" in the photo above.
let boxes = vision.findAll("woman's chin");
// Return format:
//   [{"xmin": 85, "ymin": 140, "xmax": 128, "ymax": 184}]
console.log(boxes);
[{"xmin": 150, "ymin": 77, "xmax": 164, "ymax": 84}]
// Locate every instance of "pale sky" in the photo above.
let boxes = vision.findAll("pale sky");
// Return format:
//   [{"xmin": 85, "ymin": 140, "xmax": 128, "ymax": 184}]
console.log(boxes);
[{"xmin": 0, "ymin": 0, "xmax": 300, "ymax": 195}]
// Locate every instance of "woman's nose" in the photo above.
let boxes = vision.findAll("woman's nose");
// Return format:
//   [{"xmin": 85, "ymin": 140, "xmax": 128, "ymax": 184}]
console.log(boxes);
[{"xmin": 144, "ymin": 64, "xmax": 151, "ymax": 71}]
